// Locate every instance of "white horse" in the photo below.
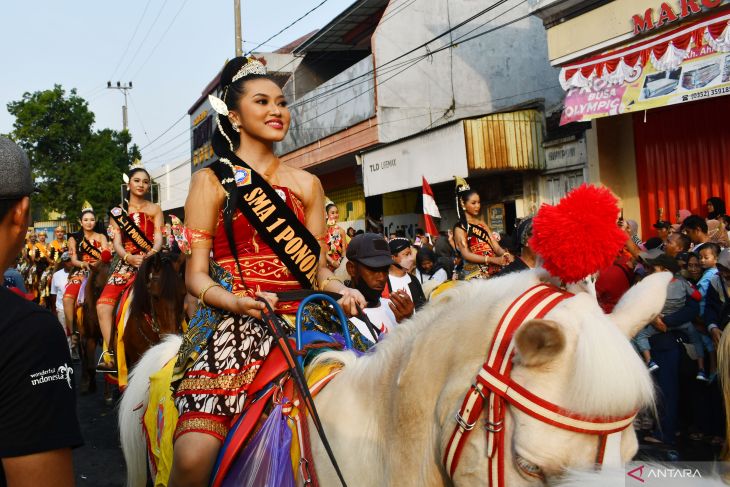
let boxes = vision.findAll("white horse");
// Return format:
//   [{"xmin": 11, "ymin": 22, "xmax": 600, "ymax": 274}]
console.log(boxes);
[{"xmin": 120, "ymin": 269, "xmax": 671, "ymax": 486}]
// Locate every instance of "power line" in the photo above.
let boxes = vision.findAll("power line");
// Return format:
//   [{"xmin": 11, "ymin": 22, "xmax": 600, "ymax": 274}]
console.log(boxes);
[
  {"xmin": 118, "ymin": 0, "xmax": 170, "ymax": 81},
  {"xmin": 128, "ymin": 92, "xmax": 151, "ymax": 143},
  {"xmin": 292, "ymin": 0, "xmax": 530, "ymax": 126},
  {"xmin": 143, "ymin": 135, "xmax": 191, "ymax": 162},
  {"xmin": 288, "ymin": 0, "xmax": 509, "ymax": 109},
  {"xmin": 245, "ymin": 0, "xmax": 333, "ymax": 55},
  {"xmin": 141, "ymin": 126, "xmax": 189, "ymax": 154},
  {"xmin": 130, "ymin": 0, "xmax": 190, "ymax": 80},
  {"xmin": 108, "ymin": 0, "xmax": 154, "ymax": 81},
  {"xmin": 138, "ymin": 114, "xmax": 187, "ymax": 151}
]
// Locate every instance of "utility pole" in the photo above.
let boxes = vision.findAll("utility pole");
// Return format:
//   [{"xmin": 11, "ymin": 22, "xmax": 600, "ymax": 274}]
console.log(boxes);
[
  {"xmin": 107, "ymin": 81, "xmax": 133, "ymax": 132},
  {"xmin": 234, "ymin": 0, "xmax": 242, "ymax": 57}
]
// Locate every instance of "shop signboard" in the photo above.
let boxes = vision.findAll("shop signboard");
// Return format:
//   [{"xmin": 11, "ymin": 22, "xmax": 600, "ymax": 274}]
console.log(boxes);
[
  {"xmin": 488, "ymin": 204, "xmax": 505, "ymax": 234},
  {"xmin": 544, "ymin": 138, "xmax": 587, "ymax": 172},
  {"xmin": 190, "ymin": 98, "xmax": 216, "ymax": 172},
  {"xmin": 561, "ymin": 40, "xmax": 730, "ymax": 124},
  {"xmin": 361, "ymin": 122, "xmax": 469, "ymax": 197}
]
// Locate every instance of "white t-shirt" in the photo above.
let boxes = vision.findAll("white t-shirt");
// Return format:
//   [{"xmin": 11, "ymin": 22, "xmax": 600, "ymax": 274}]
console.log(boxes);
[
  {"xmin": 350, "ymin": 298, "xmax": 398, "ymax": 343},
  {"xmin": 50, "ymin": 268, "xmax": 69, "ymax": 311},
  {"xmin": 388, "ymin": 273, "xmax": 413, "ymax": 299},
  {"xmin": 414, "ymin": 268, "xmax": 448, "ymax": 286}
]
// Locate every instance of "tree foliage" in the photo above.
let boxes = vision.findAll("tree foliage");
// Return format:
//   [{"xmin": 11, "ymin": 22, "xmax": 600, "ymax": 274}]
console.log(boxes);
[{"xmin": 7, "ymin": 85, "xmax": 141, "ymax": 220}]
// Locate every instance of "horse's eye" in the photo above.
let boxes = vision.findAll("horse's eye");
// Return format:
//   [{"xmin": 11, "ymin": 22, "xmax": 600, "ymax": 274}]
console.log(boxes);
[{"xmin": 515, "ymin": 454, "xmax": 545, "ymax": 481}]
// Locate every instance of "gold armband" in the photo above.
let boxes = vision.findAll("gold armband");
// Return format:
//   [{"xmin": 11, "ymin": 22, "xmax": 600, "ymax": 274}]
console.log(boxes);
[
  {"xmin": 199, "ymin": 282, "xmax": 222, "ymax": 306},
  {"xmin": 318, "ymin": 276, "xmax": 344, "ymax": 291}
]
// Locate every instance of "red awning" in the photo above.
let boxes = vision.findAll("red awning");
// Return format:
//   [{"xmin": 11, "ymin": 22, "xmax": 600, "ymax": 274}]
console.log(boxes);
[{"xmin": 560, "ymin": 9, "xmax": 730, "ymax": 90}]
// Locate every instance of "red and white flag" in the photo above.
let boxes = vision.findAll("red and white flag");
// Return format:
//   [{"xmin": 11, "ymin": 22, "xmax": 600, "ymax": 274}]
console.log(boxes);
[{"xmin": 422, "ymin": 176, "xmax": 440, "ymax": 237}]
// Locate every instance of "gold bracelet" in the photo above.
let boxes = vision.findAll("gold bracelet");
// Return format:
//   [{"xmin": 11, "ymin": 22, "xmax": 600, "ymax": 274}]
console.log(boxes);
[
  {"xmin": 318, "ymin": 276, "xmax": 344, "ymax": 291},
  {"xmin": 199, "ymin": 282, "xmax": 222, "ymax": 306},
  {"xmin": 123, "ymin": 253, "xmax": 129, "ymax": 263}
]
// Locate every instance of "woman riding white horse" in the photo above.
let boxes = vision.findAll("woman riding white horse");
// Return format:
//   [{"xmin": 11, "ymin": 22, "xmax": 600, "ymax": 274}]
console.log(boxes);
[{"xmin": 121, "ymin": 185, "xmax": 675, "ymax": 486}]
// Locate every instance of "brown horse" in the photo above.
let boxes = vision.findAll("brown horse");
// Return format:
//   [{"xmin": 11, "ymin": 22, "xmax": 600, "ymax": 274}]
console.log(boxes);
[
  {"xmin": 122, "ymin": 251, "xmax": 186, "ymax": 370},
  {"xmin": 79, "ymin": 261, "xmax": 111, "ymax": 393}
]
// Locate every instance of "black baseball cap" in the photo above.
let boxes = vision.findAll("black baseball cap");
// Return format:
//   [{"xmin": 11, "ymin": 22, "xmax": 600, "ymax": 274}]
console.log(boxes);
[
  {"xmin": 346, "ymin": 233, "xmax": 394, "ymax": 268},
  {"xmin": 653, "ymin": 220, "xmax": 671, "ymax": 229},
  {"xmin": 0, "ymin": 137, "xmax": 34, "ymax": 199},
  {"xmin": 647, "ymin": 253, "xmax": 680, "ymax": 274}
]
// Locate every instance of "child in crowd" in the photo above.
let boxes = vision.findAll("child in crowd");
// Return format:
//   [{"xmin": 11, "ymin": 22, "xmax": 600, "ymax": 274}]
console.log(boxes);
[
  {"xmin": 632, "ymin": 254, "xmax": 706, "ymax": 380},
  {"xmin": 698, "ymin": 243, "xmax": 721, "ymax": 314}
]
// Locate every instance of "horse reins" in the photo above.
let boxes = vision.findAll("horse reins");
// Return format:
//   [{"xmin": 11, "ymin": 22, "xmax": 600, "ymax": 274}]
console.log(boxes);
[
  {"xmin": 258, "ymin": 297, "xmax": 349, "ymax": 487},
  {"xmin": 443, "ymin": 283, "xmax": 638, "ymax": 486}
]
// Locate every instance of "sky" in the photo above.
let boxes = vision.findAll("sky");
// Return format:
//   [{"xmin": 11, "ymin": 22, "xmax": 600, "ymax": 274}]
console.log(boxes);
[{"xmin": 0, "ymin": 0, "xmax": 353, "ymax": 170}]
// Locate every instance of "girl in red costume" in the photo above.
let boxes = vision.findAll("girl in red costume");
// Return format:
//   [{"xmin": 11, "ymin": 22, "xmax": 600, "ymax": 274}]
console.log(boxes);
[
  {"xmin": 453, "ymin": 177, "xmax": 512, "ymax": 279},
  {"xmin": 63, "ymin": 203, "xmax": 109, "ymax": 331},
  {"xmin": 96, "ymin": 166, "xmax": 163, "ymax": 371}
]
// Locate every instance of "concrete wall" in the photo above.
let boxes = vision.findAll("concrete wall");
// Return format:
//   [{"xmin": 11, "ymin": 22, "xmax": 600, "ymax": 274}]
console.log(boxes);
[
  {"xmin": 592, "ymin": 114, "xmax": 642, "ymax": 228},
  {"xmin": 277, "ymin": 55, "xmax": 376, "ymax": 155},
  {"xmin": 372, "ymin": 0, "xmax": 564, "ymax": 143},
  {"xmin": 150, "ymin": 159, "xmax": 191, "ymax": 212}
]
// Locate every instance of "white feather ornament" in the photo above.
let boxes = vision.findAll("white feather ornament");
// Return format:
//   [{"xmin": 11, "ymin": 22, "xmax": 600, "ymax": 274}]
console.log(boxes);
[
  {"xmin": 123, "ymin": 173, "xmax": 130, "ymax": 184},
  {"xmin": 208, "ymin": 95, "xmax": 229, "ymax": 116}
]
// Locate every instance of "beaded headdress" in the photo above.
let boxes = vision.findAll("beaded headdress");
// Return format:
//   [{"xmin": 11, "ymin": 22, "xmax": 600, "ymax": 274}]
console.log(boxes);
[
  {"xmin": 209, "ymin": 57, "xmax": 268, "ymax": 152},
  {"xmin": 81, "ymin": 200, "xmax": 94, "ymax": 213},
  {"xmin": 123, "ymin": 159, "xmax": 146, "ymax": 184}
]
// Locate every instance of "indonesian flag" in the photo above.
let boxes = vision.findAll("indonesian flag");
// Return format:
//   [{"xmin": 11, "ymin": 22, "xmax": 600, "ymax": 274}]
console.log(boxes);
[{"xmin": 422, "ymin": 176, "xmax": 440, "ymax": 237}]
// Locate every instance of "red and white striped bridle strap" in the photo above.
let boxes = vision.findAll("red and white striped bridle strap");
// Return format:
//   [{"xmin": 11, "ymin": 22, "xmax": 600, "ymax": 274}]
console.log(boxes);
[{"xmin": 443, "ymin": 283, "xmax": 637, "ymax": 485}]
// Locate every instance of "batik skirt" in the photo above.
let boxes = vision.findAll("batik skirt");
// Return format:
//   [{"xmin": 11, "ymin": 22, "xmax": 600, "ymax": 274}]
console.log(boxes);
[
  {"xmin": 64, "ymin": 268, "xmax": 89, "ymax": 301},
  {"xmin": 98, "ymin": 257, "xmax": 138, "ymax": 306}
]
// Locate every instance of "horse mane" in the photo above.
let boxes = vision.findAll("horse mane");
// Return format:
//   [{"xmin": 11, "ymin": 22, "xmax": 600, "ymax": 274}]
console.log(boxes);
[
  {"xmin": 564, "ymin": 293, "xmax": 655, "ymax": 417},
  {"xmin": 129, "ymin": 252, "xmax": 185, "ymax": 321},
  {"xmin": 309, "ymin": 270, "xmax": 654, "ymax": 421}
]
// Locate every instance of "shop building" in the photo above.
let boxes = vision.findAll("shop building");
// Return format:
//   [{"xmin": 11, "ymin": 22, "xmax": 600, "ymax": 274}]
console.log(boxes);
[
  {"xmin": 532, "ymin": 0, "xmax": 730, "ymax": 238},
  {"xmin": 278, "ymin": 0, "xmax": 564, "ymax": 237}
]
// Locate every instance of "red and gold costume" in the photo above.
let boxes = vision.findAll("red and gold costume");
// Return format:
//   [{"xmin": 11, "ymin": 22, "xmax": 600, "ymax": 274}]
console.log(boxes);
[
  {"xmin": 211, "ymin": 185, "xmax": 306, "ymax": 314},
  {"xmin": 174, "ymin": 185, "xmax": 306, "ymax": 440},
  {"xmin": 64, "ymin": 237, "xmax": 102, "ymax": 301},
  {"xmin": 325, "ymin": 221, "xmax": 346, "ymax": 271},
  {"xmin": 98, "ymin": 212, "xmax": 156, "ymax": 306},
  {"xmin": 463, "ymin": 223, "xmax": 500, "ymax": 279}
]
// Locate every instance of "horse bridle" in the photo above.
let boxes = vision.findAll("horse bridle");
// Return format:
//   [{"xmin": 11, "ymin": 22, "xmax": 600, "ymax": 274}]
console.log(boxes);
[{"xmin": 443, "ymin": 284, "xmax": 637, "ymax": 486}]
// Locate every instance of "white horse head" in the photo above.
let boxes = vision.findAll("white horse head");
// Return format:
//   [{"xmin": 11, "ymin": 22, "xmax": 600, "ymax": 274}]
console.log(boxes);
[{"xmin": 307, "ymin": 269, "xmax": 671, "ymax": 486}]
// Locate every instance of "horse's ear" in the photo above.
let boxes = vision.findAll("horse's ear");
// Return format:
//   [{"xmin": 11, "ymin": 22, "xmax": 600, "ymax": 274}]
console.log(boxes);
[
  {"xmin": 609, "ymin": 271, "xmax": 673, "ymax": 338},
  {"xmin": 514, "ymin": 319, "xmax": 565, "ymax": 368}
]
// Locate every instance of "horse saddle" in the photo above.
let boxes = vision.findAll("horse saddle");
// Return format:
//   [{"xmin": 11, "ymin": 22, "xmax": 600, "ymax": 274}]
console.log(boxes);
[{"xmin": 209, "ymin": 330, "xmax": 339, "ymax": 487}]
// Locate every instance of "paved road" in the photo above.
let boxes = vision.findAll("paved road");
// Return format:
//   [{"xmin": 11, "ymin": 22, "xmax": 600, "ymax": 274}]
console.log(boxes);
[{"xmin": 72, "ymin": 364, "xmax": 126, "ymax": 487}]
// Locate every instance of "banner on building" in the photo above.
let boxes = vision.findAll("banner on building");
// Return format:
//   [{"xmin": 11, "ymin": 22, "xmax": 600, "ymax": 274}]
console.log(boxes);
[{"xmin": 560, "ymin": 10, "xmax": 730, "ymax": 125}]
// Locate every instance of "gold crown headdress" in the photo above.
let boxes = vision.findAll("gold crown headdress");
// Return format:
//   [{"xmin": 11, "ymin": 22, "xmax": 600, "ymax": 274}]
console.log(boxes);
[
  {"xmin": 123, "ymin": 159, "xmax": 146, "ymax": 183},
  {"xmin": 81, "ymin": 200, "xmax": 94, "ymax": 213},
  {"xmin": 208, "ymin": 57, "xmax": 268, "ymax": 118},
  {"xmin": 454, "ymin": 176, "xmax": 471, "ymax": 193}
]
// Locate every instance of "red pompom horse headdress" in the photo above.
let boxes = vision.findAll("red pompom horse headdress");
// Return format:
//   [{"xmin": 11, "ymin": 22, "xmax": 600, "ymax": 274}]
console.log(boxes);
[{"xmin": 529, "ymin": 184, "xmax": 626, "ymax": 285}]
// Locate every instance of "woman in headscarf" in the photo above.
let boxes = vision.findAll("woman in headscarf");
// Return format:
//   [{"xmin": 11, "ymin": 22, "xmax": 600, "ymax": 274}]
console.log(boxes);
[{"xmin": 707, "ymin": 197, "xmax": 727, "ymax": 220}]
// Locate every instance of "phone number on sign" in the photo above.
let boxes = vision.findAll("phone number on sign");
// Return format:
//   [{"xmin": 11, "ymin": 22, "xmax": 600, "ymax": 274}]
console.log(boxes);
[{"xmin": 684, "ymin": 85, "xmax": 730, "ymax": 101}]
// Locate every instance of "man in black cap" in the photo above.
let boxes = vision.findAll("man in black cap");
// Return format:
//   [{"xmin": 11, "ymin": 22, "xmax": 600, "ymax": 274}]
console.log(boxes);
[
  {"xmin": 0, "ymin": 137, "xmax": 81, "ymax": 486},
  {"xmin": 345, "ymin": 233, "xmax": 414, "ymax": 342},
  {"xmin": 653, "ymin": 220, "xmax": 671, "ymax": 242}
]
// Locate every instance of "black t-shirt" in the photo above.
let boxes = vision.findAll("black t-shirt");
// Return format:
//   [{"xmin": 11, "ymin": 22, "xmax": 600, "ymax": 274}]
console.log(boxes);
[{"xmin": 0, "ymin": 287, "xmax": 83, "ymax": 485}]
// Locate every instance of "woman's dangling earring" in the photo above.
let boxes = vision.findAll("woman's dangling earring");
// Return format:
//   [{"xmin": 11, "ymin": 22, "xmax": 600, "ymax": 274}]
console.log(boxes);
[{"xmin": 232, "ymin": 123, "xmax": 240, "ymax": 133}]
